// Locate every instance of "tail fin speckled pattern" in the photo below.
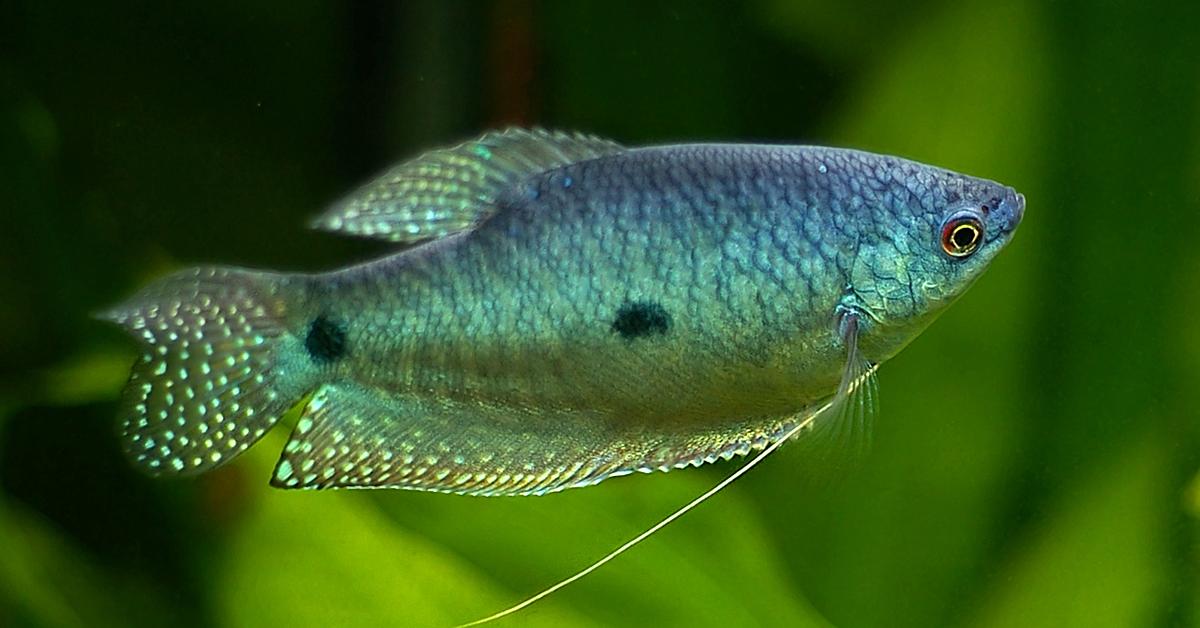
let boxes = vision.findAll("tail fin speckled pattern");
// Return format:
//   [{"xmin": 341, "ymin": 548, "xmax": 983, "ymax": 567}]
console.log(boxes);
[{"xmin": 99, "ymin": 267, "xmax": 309, "ymax": 476}]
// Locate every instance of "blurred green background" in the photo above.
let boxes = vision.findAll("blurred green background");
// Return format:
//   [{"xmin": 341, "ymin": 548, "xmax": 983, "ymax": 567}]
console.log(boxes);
[{"xmin": 2, "ymin": 1, "xmax": 1198, "ymax": 626}]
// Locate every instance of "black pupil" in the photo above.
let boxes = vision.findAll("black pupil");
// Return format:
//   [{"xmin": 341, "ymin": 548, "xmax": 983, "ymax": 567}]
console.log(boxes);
[{"xmin": 952, "ymin": 224, "xmax": 977, "ymax": 249}]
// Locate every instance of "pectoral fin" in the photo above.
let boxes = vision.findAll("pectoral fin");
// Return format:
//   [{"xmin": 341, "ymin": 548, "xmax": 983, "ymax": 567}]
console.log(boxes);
[{"xmin": 798, "ymin": 309, "xmax": 879, "ymax": 468}]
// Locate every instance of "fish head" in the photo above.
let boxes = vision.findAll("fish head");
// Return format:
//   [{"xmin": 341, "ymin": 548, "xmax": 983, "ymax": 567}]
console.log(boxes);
[{"xmin": 846, "ymin": 160, "xmax": 1024, "ymax": 360}]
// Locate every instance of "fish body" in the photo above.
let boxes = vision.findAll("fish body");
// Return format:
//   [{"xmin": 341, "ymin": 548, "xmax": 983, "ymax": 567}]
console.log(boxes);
[{"xmin": 102, "ymin": 129, "xmax": 1023, "ymax": 495}]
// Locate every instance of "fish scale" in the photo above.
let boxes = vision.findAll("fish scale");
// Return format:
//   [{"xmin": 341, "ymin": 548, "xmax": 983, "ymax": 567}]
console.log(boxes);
[{"xmin": 101, "ymin": 128, "xmax": 1023, "ymax": 495}]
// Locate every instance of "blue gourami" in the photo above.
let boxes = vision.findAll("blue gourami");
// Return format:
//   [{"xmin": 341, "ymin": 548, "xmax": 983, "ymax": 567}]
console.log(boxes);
[{"xmin": 101, "ymin": 128, "xmax": 1023, "ymax": 496}]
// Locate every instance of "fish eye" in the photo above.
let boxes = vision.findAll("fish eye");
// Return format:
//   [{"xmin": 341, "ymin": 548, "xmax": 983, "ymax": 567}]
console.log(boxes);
[{"xmin": 940, "ymin": 213, "xmax": 984, "ymax": 258}]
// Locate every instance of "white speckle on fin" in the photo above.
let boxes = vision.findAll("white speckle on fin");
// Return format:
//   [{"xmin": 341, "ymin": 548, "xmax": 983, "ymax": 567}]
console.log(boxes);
[{"xmin": 276, "ymin": 459, "xmax": 293, "ymax": 481}]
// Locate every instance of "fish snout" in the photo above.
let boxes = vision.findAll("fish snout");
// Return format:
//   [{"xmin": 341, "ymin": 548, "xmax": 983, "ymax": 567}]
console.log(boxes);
[{"xmin": 995, "ymin": 189, "xmax": 1025, "ymax": 234}]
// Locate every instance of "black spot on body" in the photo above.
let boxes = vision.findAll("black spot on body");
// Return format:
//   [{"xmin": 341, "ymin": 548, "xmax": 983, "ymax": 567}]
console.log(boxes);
[
  {"xmin": 305, "ymin": 315, "xmax": 347, "ymax": 363},
  {"xmin": 612, "ymin": 301, "xmax": 672, "ymax": 339}
]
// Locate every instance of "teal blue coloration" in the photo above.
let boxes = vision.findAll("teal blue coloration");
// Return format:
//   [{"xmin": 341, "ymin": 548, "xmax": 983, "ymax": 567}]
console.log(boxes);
[{"xmin": 101, "ymin": 128, "xmax": 1023, "ymax": 495}]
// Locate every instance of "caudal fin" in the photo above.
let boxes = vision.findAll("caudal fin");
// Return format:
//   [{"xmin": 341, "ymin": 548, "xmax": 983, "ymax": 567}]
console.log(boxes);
[{"xmin": 99, "ymin": 267, "xmax": 310, "ymax": 476}]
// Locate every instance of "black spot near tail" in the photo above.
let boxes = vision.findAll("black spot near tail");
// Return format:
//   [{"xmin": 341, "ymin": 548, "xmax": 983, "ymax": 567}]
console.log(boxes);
[
  {"xmin": 305, "ymin": 315, "xmax": 347, "ymax": 363},
  {"xmin": 612, "ymin": 301, "xmax": 672, "ymax": 339}
]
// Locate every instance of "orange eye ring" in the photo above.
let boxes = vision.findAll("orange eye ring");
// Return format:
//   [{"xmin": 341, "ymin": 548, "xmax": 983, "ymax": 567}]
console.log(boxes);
[{"xmin": 941, "ymin": 215, "xmax": 983, "ymax": 258}]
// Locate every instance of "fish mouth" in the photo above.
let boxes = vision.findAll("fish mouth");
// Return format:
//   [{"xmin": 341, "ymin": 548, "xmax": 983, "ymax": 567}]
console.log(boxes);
[
  {"xmin": 994, "ymin": 188, "xmax": 1025, "ymax": 235},
  {"xmin": 1012, "ymin": 192, "xmax": 1026, "ymax": 224}
]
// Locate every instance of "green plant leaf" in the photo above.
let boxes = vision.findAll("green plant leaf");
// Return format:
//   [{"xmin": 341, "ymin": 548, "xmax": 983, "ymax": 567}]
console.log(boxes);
[
  {"xmin": 0, "ymin": 497, "xmax": 176, "ymax": 628},
  {"xmin": 214, "ymin": 437, "xmax": 591, "ymax": 628},
  {"xmin": 966, "ymin": 433, "xmax": 1169, "ymax": 628},
  {"xmin": 373, "ymin": 464, "xmax": 832, "ymax": 627}
]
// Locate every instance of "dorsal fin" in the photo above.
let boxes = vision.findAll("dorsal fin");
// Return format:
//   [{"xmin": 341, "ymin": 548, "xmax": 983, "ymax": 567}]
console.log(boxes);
[{"xmin": 312, "ymin": 128, "xmax": 624, "ymax": 243}]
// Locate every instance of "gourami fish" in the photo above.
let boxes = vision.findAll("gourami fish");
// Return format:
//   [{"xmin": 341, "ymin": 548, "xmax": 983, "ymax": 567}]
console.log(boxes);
[{"xmin": 102, "ymin": 128, "xmax": 1022, "ymax": 622}]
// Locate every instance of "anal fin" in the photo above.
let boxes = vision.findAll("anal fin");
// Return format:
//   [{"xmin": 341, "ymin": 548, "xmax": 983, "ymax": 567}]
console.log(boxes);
[
  {"xmin": 270, "ymin": 382, "xmax": 822, "ymax": 496},
  {"xmin": 271, "ymin": 383, "xmax": 615, "ymax": 495}
]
